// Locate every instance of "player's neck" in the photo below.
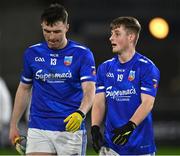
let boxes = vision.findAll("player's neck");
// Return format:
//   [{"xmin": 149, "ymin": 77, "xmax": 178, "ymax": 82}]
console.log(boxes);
[
  {"xmin": 59, "ymin": 38, "xmax": 68, "ymax": 49},
  {"xmin": 118, "ymin": 48, "xmax": 136, "ymax": 64}
]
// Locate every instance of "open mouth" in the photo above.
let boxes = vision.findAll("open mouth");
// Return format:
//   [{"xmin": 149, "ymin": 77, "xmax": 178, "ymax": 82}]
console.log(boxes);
[{"xmin": 111, "ymin": 43, "xmax": 117, "ymax": 48}]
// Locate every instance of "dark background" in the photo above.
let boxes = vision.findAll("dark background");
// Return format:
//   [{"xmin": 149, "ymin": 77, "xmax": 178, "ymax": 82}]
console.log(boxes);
[{"xmin": 0, "ymin": 0, "xmax": 180, "ymax": 147}]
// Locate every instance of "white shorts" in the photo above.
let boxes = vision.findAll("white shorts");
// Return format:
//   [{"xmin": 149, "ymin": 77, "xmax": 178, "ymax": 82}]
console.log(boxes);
[
  {"xmin": 99, "ymin": 146, "xmax": 155, "ymax": 156},
  {"xmin": 26, "ymin": 128, "xmax": 87, "ymax": 155},
  {"xmin": 99, "ymin": 146, "xmax": 119, "ymax": 156}
]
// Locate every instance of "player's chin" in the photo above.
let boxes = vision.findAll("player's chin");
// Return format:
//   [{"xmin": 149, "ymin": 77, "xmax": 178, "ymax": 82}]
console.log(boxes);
[
  {"xmin": 48, "ymin": 44, "xmax": 59, "ymax": 50},
  {"xmin": 112, "ymin": 49, "xmax": 119, "ymax": 53}
]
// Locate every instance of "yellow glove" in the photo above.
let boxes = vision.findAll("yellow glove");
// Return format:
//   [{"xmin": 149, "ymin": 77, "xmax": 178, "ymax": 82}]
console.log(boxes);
[
  {"xmin": 14, "ymin": 136, "xmax": 26, "ymax": 155},
  {"xmin": 64, "ymin": 110, "xmax": 85, "ymax": 132}
]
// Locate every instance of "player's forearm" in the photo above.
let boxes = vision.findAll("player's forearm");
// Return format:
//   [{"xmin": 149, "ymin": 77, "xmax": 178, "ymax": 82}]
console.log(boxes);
[
  {"xmin": 79, "ymin": 97, "xmax": 93, "ymax": 115},
  {"xmin": 10, "ymin": 83, "xmax": 31, "ymax": 128},
  {"xmin": 79, "ymin": 82, "xmax": 95, "ymax": 114},
  {"xmin": 91, "ymin": 103, "xmax": 105, "ymax": 126},
  {"xmin": 91, "ymin": 93, "xmax": 106, "ymax": 126},
  {"xmin": 130, "ymin": 98, "xmax": 154, "ymax": 126}
]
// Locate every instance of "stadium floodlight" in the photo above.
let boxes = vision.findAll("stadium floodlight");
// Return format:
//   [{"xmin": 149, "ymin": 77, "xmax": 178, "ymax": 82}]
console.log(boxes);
[{"xmin": 149, "ymin": 17, "xmax": 169, "ymax": 39}]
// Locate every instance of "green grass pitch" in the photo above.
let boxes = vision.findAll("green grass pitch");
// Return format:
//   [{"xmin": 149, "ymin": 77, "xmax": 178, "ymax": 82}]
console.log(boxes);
[{"xmin": 0, "ymin": 147, "xmax": 180, "ymax": 155}]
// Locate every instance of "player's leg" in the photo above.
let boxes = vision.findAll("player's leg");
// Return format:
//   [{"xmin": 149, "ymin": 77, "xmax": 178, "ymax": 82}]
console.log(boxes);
[
  {"xmin": 26, "ymin": 128, "xmax": 56, "ymax": 155},
  {"xmin": 52, "ymin": 130, "xmax": 87, "ymax": 155},
  {"xmin": 99, "ymin": 146, "xmax": 119, "ymax": 156}
]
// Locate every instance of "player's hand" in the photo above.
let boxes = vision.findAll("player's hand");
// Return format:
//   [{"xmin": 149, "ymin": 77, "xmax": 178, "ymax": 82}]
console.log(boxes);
[
  {"xmin": 91, "ymin": 125, "xmax": 103, "ymax": 153},
  {"xmin": 9, "ymin": 125, "xmax": 20, "ymax": 145},
  {"xmin": 64, "ymin": 110, "xmax": 85, "ymax": 132},
  {"xmin": 112, "ymin": 121, "xmax": 136, "ymax": 146},
  {"xmin": 14, "ymin": 136, "xmax": 26, "ymax": 155}
]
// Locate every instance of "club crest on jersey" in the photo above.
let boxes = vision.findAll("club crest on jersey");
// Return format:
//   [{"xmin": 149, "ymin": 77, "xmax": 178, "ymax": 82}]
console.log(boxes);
[
  {"xmin": 128, "ymin": 70, "xmax": 135, "ymax": 81},
  {"xmin": 64, "ymin": 56, "xmax": 73, "ymax": 66}
]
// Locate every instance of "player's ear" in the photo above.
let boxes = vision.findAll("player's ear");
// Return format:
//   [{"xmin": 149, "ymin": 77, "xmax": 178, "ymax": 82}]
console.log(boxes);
[
  {"xmin": 66, "ymin": 24, "xmax": 69, "ymax": 32},
  {"xmin": 129, "ymin": 33, "xmax": 136, "ymax": 43},
  {"xmin": 41, "ymin": 21, "xmax": 45, "ymax": 27}
]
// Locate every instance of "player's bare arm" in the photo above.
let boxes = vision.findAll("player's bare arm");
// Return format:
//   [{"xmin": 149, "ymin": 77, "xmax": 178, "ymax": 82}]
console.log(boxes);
[
  {"xmin": 79, "ymin": 81, "xmax": 96, "ymax": 114},
  {"xmin": 91, "ymin": 92, "xmax": 106, "ymax": 126},
  {"xmin": 9, "ymin": 82, "xmax": 31, "ymax": 144},
  {"xmin": 130, "ymin": 93, "xmax": 155, "ymax": 126}
]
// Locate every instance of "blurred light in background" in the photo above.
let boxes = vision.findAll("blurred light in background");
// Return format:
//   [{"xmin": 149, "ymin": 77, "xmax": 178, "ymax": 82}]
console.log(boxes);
[{"xmin": 149, "ymin": 17, "xmax": 169, "ymax": 39}]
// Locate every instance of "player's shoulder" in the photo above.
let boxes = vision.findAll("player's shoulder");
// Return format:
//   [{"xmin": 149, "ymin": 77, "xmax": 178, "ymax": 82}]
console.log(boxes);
[
  {"xmin": 24, "ymin": 42, "xmax": 45, "ymax": 54},
  {"xmin": 28, "ymin": 42, "xmax": 46, "ymax": 50},
  {"xmin": 29, "ymin": 42, "xmax": 43, "ymax": 48},
  {"xmin": 68, "ymin": 40, "xmax": 91, "ymax": 53},
  {"xmin": 98, "ymin": 56, "xmax": 117, "ymax": 71},
  {"xmin": 137, "ymin": 53, "xmax": 156, "ymax": 66},
  {"xmin": 101, "ymin": 56, "xmax": 116, "ymax": 66},
  {"xmin": 136, "ymin": 52, "xmax": 159, "ymax": 72}
]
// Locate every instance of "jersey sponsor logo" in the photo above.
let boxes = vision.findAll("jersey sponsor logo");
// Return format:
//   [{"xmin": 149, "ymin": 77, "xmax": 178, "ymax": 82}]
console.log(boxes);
[
  {"xmin": 50, "ymin": 58, "xmax": 57, "ymax": 65},
  {"xmin": 35, "ymin": 69, "xmax": 72, "ymax": 82},
  {"xmin": 50, "ymin": 53, "xmax": 59, "ymax": 57},
  {"xmin": 64, "ymin": 56, "xmax": 73, "ymax": 66},
  {"xmin": 35, "ymin": 57, "xmax": 45, "ymax": 62},
  {"xmin": 106, "ymin": 86, "xmax": 136, "ymax": 101},
  {"xmin": 117, "ymin": 69, "xmax": 125, "ymax": 72},
  {"xmin": 117, "ymin": 74, "xmax": 123, "ymax": 82},
  {"xmin": 128, "ymin": 70, "xmax": 135, "ymax": 81},
  {"xmin": 106, "ymin": 72, "xmax": 114, "ymax": 78}
]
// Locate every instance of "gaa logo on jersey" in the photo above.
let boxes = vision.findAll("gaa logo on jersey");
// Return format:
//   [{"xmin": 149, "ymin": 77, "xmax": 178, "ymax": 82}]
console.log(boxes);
[
  {"xmin": 128, "ymin": 70, "xmax": 135, "ymax": 81},
  {"xmin": 64, "ymin": 56, "xmax": 73, "ymax": 66},
  {"xmin": 35, "ymin": 57, "xmax": 45, "ymax": 62}
]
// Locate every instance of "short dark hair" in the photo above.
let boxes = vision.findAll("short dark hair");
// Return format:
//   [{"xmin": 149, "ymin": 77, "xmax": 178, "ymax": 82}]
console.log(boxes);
[
  {"xmin": 41, "ymin": 3, "xmax": 68, "ymax": 25},
  {"xmin": 110, "ymin": 16, "xmax": 141, "ymax": 34},
  {"xmin": 110, "ymin": 17, "xmax": 141, "ymax": 45}
]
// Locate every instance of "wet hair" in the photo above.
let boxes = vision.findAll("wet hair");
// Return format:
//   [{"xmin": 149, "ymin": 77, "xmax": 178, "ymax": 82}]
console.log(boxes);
[
  {"xmin": 110, "ymin": 16, "xmax": 141, "ymax": 45},
  {"xmin": 41, "ymin": 3, "xmax": 68, "ymax": 26}
]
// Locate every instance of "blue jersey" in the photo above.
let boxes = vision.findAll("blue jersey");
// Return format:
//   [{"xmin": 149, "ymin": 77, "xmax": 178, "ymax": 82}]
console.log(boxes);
[
  {"xmin": 96, "ymin": 52, "xmax": 160, "ymax": 155},
  {"xmin": 21, "ymin": 40, "xmax": 96, "ymax": 131}
]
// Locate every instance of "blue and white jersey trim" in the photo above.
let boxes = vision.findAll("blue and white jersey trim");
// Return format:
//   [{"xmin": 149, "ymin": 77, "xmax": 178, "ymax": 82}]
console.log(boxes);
[
  {"xmin": 103, "ymin": 58, "xmax": 115, "ymax": 64},
  {"xmin": 22, "ymin": 76, "xmax": 32, "ymax": 82},
  {"xmin": 80, "ymin": 76, "xmax": 92, "ymax": 80},
  {"xmin": 139, "ymin": 58, "xmax": 148, "ymax": 63},
  {"xmin": 29, "ymin": 43, "xmax": 42, "ymax": 48},
  {"xmin": 141, "ymin": 87, "xmax": 152, "ymax": 92},
  {"xmin": 74, "ymin": 45, "xmax": 87, "ymax": 50},
  {"xmin": 97, "ymin": 86, "xmax": 105, "ymax": 90},
  {"xmin": 96, "ymin": 86, "xmax": 105, "ymax": 93}
]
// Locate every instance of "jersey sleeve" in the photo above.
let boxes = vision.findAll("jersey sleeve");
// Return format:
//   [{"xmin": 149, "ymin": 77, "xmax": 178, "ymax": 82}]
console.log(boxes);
[
  {"xmin": 140, "ymin": 64, "xmax": 160, "ymax": 97},
  {"xmin": 96, "ymin": 64, "xmax": 106, "ymax": 93},
  {"xmin": 80, "ymin": 50, "xmax": 96, "ymax": 83},
  {"xmin": 20, "ymin": 49, "xmax": 33, "ymax": 84}
]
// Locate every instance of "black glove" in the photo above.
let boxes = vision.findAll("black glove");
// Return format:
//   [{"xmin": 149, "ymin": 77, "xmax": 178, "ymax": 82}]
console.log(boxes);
[
  {"xmin": 112, "ymin": 121, "xmax": 136, "ymax": 146},
  {"xmin": 91, "ymin": 125, "xmax": 103, "ymax": 153}
]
